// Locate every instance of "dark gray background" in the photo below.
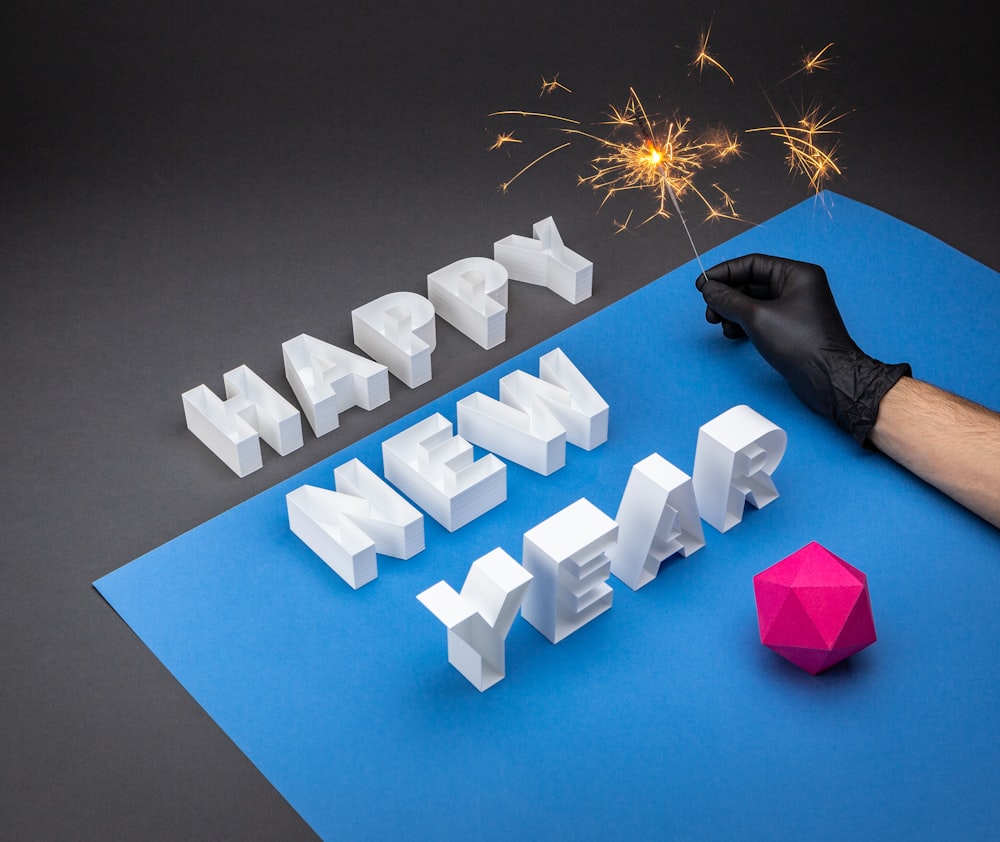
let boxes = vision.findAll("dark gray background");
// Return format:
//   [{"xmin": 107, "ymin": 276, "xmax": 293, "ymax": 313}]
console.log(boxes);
[{"xmin": 3, "ymin": 2, "xmax": 996, "ymax": 839}]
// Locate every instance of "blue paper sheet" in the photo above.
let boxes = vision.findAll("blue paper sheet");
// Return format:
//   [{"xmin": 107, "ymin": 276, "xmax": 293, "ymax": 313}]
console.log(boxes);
[{"xmin": 95, "ymin": 193, "xmax": 1000, "ymax": 841}]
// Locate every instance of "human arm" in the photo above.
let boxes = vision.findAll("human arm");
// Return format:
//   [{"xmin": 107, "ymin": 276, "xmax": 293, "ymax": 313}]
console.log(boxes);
[
  {"xmin": 869, "ymin": 376, "xmax": 1000, "ymax": 528},
  {"xmin": 696, "ymin": 253, "xmax": 1000, "ymax": 527}
]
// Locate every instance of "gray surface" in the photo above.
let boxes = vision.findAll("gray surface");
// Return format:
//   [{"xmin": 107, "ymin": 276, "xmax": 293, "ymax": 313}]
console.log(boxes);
[{"xmin": 2, "ymin": 3, "xmax": 996, "ymax": 839}]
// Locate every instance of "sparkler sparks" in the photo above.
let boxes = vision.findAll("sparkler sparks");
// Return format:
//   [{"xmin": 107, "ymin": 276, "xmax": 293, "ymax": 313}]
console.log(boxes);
[
  {"xmin": 540, "ymin": 74, "xmax": 572, "ymax": 96},
  {"xmin": 613, "ymin": 209, "xmax": 634, "ymax": 235},
  {"xmin": 489, "ymin": 132, "xmax": 521, "ymax": 151},
  {"xmin": 491, "ymin": 87, "xmax": 742, "ymax": 228},
  {"xmin": 691, "ymin": 23, "xmax": 734, "ymax": 84},
  {"xmin": 802, "ymin": 42, "xmax": 836, "ymax": 74},
  {"xmin": 750, "ymin": 99, "xmax": 847, "ymax": 193},
  {"xmin": 488, "ymin": 23, "xmax": 845, "ymax": 244},
  {"xmin": 579, "ymin": 89, "xmax": 742, "ymax": 226},
  {"xmin": 498, "ymin": 141, "xmax": 571, "ymax": 193},
  {"xmin": 776, "ymin": 42, "xmax": 837, "ymax": 85}
]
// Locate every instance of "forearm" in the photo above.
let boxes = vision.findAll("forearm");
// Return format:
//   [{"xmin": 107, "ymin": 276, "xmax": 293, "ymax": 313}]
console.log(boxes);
[{"xmin": 869, "ymin": 377, "xmax": 1000, "ymax": 528}]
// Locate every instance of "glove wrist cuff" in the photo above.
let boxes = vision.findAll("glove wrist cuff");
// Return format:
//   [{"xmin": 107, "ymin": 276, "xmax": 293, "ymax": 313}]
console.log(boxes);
[{"xmin": 831, "ymin": 352, "xmax": 912, "ymax": 446}]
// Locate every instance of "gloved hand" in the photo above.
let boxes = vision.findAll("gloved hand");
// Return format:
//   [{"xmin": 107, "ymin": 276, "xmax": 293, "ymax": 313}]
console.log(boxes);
[{"xmin": 696, "ymin": 253, "xmax": 911, "ymax": 445}]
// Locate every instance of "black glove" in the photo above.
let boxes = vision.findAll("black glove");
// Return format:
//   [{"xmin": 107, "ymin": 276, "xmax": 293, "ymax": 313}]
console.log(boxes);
[{"xmin": 696, "ymin": 253, "xmax": 911, "ymax": 446}]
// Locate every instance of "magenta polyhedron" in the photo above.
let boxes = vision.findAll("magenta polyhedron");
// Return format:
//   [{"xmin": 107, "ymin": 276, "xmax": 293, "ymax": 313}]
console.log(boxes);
[{"xmin": 753, "ymin": 542, "xmax": 877, "ymax": 675}]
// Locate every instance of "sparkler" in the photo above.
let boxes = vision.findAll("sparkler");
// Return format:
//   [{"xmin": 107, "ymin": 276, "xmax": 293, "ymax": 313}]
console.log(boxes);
[
  {"xmin": 491, "ymin": 90, "xmax": 741, "ymax": 224},
  {"xmin": 488, "ymin": 28, "xmax": 845, "ymax": 273},
  {"xmin": 489, "ymin": 86, "xmax": 742, "ymax": 278}
]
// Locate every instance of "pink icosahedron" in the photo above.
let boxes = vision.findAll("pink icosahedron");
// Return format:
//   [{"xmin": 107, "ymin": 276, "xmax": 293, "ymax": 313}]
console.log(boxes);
[{"xmin": 753, "ymin": 542, "xmax": 877, "ymax": 675}]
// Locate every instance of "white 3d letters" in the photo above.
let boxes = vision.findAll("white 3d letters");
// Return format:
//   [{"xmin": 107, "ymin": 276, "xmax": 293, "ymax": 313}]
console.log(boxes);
[
  {"xmin": 493, "ymin": 216, "xmax": 593, "ymax": 304},
  {"xmin": 351, "ymin": 292, "xmax": 436, "ymax": 388},
  {"xmin": 456, "ymin": 348, "xmax": 609, "ymax": 475},
  {"xmin": 427, "ymin": 257, "xmax": 508, "ymax": 350},
  {"xmin": 536, "ymin": 347, "xmax": 609, "ymax": 450},
  {"xmin": 286, "ymin": 458, "xmax": 424, "ymax": 589},
  {"xmin": 417, "ymin": 548, "xmax": 533, "ymax": 691},
  {"xmin": 692, "ymin": 405, "xmax": 787, "ymax": 533},
  {"xmin": 282, "ymin": 334, "xmax": 390, "ymax": 437},
  {"xmin": 609, "ymin": 454, "xmax": 705, "ymax": 590},
  {"xmin": 381, "ymin": 413, "xmax": 506, "ymax": 532},
  {"xmin": 332, "ymin": 458, "xmax": 425, "ymax": 559},
  {"xmin": 521, "ymin": 498, "xmax": 618, "ymax": 643},
  {"xmin": 182, "ymin": 364, "xmax": 303, "ymax": 477}
]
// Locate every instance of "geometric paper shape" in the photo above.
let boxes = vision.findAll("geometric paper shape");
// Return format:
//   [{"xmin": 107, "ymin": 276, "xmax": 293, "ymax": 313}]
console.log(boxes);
[
  {"xmin": 427, "ymin": 256, "xmax": 508, "ymax": 350},
  {"xmin": 281, "ymin": 333, "xmax": 390, "ymax": 437},
  {"xmin": 417, "ymin": 547, "xmax": 533, "ymax": 691},
  {"xmin": 351, "ymin": 291, "xmax": 437, "ymax": 388},
  {"xmin": 692, "ymin": 404, "xmax": 787, "ymax": 533},
  {"xmin": 608, "ymin": 453, "xmax": 705, "ymax": 590},
  {"xmin": 520, "ymin": 498, "xmax": 618, "ymax": 643},
  {"xmin": 753, "ymin": 541, "xmax": 877, "ymax": 674},
  {"xmin": 493, "ymin": 216, "xmax": 593, "ymax": 304},
  {"xmin": 181, "ymin": 364, "xmax": 303, "ymax": 477},
  {"xmin": 456, "ymin": 348, "xmax": 608, "ymax": 476},
  {"xmin": 381, "ymin": 413, "xmax": 507, "ymax": 532}
]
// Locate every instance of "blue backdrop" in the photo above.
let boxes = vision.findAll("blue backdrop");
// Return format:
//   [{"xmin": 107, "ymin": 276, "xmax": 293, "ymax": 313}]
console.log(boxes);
[{"xmin": 96, "ymin": 193, "xmax": 1000, "ymax": 841}]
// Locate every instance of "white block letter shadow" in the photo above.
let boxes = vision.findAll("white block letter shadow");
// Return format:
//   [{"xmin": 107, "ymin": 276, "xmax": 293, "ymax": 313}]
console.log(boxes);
[
  {"xmin": 521, "ymin": 498, "xmax": 618, "ymax": 643},
  {"xmin": 417, "ymin": 548, "xmax": 533, "ymax": 691},
  {"xmin": 352, "ymin": 292, "xmax": 436, "ymax": 388},
  {"xmin": 286, "ymin": 458, "xmax": 424, "ymax": 590},
  {"xmin": 609, "ymin": 453, "xmax": 705, "ymax": 590},
  {"xmin": 427, "ymin": 257, "xmax": 508, "ymax": 350},
  {"xmin": 493, "ymin": 216, "xmax": 593, "ymax": 304},
  {"xmin": 692, "ymin": 405, "xmax": 788, "ymax": 533},
  {"xmin": 182, "ymin": 364, "xmax": 303, "ymax": 477},
  {"xmin": 282, "ymin": 334, "xmax": 389, "ymax": 438},
  {"xmin": 456, "ymin": 348, "xmax": 609, "ymax": 476},
  {"xmin": 382, "ymin": 413, "xmax": 506, "ymax": 532}
]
